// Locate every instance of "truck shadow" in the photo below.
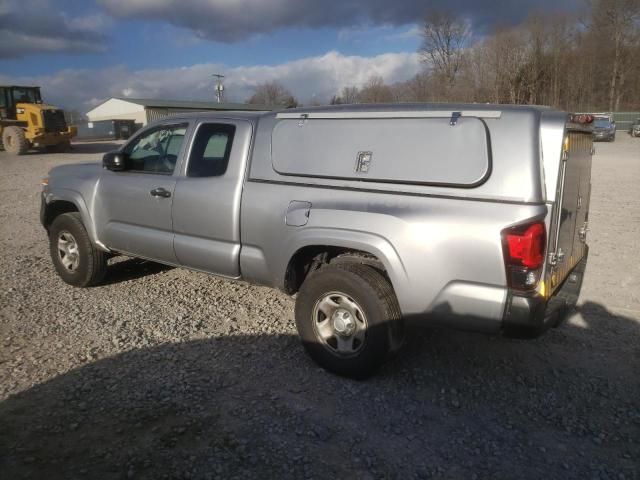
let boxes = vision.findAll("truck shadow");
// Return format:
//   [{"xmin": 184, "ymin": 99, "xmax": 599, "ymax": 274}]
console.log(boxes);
[
  {"xmin": 99, "ymin": 258, "xmax": 173, "ymax": 286},
  {"xmin": 0, "ymin": 302, "xmax": 638, "ymax": 479}
]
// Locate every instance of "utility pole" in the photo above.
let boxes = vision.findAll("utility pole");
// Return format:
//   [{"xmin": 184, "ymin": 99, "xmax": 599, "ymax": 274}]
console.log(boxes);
[{"xmin": 212, "ymin": 74, "xmax": 225, "ymax": 103}]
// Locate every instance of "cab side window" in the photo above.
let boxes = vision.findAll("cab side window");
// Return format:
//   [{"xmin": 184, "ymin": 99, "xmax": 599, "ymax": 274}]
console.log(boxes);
[
  {"xmin": 124, "ymin": 124, "xmax": 187, "ymax": 174},
  {"xmin": 187, "ymin": 123, "xmax": 236, "ymax": 177}
]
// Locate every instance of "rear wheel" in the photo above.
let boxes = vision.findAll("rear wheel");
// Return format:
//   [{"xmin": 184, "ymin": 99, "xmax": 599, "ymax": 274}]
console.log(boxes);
[
  {"xmin": 2, "ymin": 126, "xmax": 29, "ymax": 155},
  {"xmin": 295, "ymin": 263, "xmax": 403, "ymax": 379},
  {"xmin": 49, "ymin": 213, "xmax": 107, "ymax": 287}
]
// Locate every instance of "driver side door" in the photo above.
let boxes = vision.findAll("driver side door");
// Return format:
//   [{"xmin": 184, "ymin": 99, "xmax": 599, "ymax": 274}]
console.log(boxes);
[{"xmin": 94, "ymin": 122, "xmax": 189, "ymax": 264}]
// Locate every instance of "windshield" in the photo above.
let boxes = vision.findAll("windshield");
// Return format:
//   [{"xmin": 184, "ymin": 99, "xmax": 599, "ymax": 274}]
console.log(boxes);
[
  {"xmin": 11, "ymin": 87, "xmax": 41, "ymax": 104},
  {"xmin": 594, "ymin": 119, "xmax": 611, "ymax": 128}
]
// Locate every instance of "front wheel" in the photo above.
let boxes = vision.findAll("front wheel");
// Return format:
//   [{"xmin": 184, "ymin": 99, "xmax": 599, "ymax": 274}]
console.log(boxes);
[
  {"xmin": 49, "ymin": 212, "xmax": 107, "ymax": 287},
  {"xmin": 295, "ymin": 263, "xmax": 403, "ymax": 379},
  {"xmin": 2, "ymin": 126, "xmax": 29, "ymax": 155}
]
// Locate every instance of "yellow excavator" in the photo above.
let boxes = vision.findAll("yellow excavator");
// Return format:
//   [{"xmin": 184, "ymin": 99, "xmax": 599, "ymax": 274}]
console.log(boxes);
[{"xmin": 0, "ymin": 85, "xmax": 76, "ymax": 155}]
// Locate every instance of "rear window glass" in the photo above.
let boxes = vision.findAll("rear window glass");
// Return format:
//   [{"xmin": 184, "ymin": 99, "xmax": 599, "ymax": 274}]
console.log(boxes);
[
  {"xmin": 271, "ymin": 117, "xmax": 490, "ymax": 186},
  {"xmin": 594, "ymin": 119, "xmax": 611, "ymax": 127},
  {"xmin": 187, "ymin": 123, "xmax": 235, "ymax": 177}
]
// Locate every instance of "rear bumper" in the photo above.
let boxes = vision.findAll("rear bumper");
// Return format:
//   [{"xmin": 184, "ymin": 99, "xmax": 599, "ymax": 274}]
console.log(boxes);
[
  {"xmin": 424, "ymin": 248, "xmax": 588, "ymax": 336},
  {"xmin": 593, "ymin": 132, "xmax": 615, "ymax": 141},
  {"xmin": 502, "ymin": 247, "xmax": 588, "ymax": 337}
]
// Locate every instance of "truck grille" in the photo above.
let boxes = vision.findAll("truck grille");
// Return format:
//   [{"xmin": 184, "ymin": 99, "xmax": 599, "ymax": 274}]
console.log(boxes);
[{"xmin": 42, "ymin": 110, "xmax": 68, "ymax": 133}]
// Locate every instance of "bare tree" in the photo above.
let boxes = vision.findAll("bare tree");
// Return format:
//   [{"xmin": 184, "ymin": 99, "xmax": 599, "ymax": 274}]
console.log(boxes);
[
  {"xmin": 420, "ymin": 9, "xmax": 470, "ymax": 87},
  {"xmin": 474, "ymin": 25, "xmax": 531, "ymax": 104},
  {"xmin": 246, "ymin": 81, "xmax": 298, "ymax": 108},
  {"xmin": 358, "ymin": 76, "xmax": 394, "ymax": 103},
  {"xmin": 540, "ymin": 13, "xmax": 575, "ymax": 108},
  {"xmin": 589, "ymin": 0, "xmax": 640, "ymax": 111},
  {"xmin": 408, "ymin": 3, "xmax": 639, "ymax": 110},
  {"xmin": 392, "ymin": 74, "xmax": 427, "ymax": 102},
  {"xmin": 330, "ymin": 86, "xmax": 360, "ymax": 105},
  {"xmin": 340, "ymin": 86, "xmax": 360, "ymax": 104},
  {"xmin": 248, "ymin": 1, "xmax": 640, "ymax": 112}
]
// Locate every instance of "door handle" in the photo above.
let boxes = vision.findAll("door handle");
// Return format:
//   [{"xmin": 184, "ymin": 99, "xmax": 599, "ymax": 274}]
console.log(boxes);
[{"xmin": 150, "ymin": 187, "xmax": 171, "ymax": 198}]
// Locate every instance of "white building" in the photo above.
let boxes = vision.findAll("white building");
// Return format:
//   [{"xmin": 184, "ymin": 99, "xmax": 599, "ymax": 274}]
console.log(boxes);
[{"xmin": 86, "ymin": 97, "xmax": 268, "ymax": 126}]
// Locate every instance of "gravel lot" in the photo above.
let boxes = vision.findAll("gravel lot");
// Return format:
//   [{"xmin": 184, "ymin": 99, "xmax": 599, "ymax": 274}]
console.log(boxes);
[{"xmin": 1, "ymin": 136, "xmax": 639, "ymax": 480}]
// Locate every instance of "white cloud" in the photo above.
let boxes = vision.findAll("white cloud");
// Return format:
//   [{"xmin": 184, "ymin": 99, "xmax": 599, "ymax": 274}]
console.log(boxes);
[{"xmin": 0, "ymin": 51, "xmax": 421, "ymax": 111}]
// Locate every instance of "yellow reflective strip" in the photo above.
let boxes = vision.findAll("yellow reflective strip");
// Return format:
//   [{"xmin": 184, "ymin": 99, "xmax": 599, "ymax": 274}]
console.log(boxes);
[{"xmin": 539, "ymin": 280, "xmax": 547, "ymax": 298}]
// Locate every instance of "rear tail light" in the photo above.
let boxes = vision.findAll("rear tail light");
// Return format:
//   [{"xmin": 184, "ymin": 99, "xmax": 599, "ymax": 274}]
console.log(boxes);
[{"xmin": 501, "ymin": 221, "xmax": 546, "ymax": 291}]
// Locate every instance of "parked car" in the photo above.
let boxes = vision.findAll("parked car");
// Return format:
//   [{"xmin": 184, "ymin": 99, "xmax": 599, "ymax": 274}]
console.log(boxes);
[
  {"xmin": 630, "ymin": 118, "xmax": 640, "ymax": 137},
  {"xmin": 592, "ymin": 115, "xmax": 616, "ymax": 141},
  {"xmin": 40, "ymin": 104, "xmax": 593, "ymax": 378}
]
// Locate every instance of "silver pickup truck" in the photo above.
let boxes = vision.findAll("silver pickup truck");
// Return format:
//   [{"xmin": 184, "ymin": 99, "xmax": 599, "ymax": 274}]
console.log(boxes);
[{"xmin": 41, "ymin": 104, "xmax": 593, "ymax": 378}]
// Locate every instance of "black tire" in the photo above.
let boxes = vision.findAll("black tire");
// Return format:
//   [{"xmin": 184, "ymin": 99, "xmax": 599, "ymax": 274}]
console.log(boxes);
[
  {"xmin": 295, "ymin": 263, "xmax": 403, "ymax": 379},
  {"xmin": 49, "ymin": 212, "xmax": 107, "ymax": 287},
  {"xmin": 2, "ymin": 126, "xmax": 29, "ymax": 155}
]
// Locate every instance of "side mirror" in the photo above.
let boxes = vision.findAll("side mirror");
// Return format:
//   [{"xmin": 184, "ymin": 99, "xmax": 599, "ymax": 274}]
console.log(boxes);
[{"xmin": 103, "ymin": 151, "xmax": 127, "ymax": 171}]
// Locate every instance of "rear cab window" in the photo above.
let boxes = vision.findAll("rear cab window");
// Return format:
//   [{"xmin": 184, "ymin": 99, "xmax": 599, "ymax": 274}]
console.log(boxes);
[{"xmin": 187, "ymin": 123, "xmax": 236, "ymax": 177}]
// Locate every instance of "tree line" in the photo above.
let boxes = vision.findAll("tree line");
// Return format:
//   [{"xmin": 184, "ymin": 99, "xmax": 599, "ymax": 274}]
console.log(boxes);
[{"xmin": 248, "ymin": 0, "xmax": 640, "ymax": 111}]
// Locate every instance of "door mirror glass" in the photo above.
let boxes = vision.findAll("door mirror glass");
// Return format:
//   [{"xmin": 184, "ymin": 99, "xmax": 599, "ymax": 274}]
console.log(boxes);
[{"xmin": 103, "ymin": 151, "xmax": 127, "ymax": 171}]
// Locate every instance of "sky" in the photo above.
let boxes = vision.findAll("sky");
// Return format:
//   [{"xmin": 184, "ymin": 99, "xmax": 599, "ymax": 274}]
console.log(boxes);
[{"xmin": 0, "ymin": 0, "xmax": 581, "ymax": 111}]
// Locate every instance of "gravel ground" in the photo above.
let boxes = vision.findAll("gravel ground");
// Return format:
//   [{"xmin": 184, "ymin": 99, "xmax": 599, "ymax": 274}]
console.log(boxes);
[{"xmin": 0, "ymin": 137, "xmax": 639, "ymax": 480}]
